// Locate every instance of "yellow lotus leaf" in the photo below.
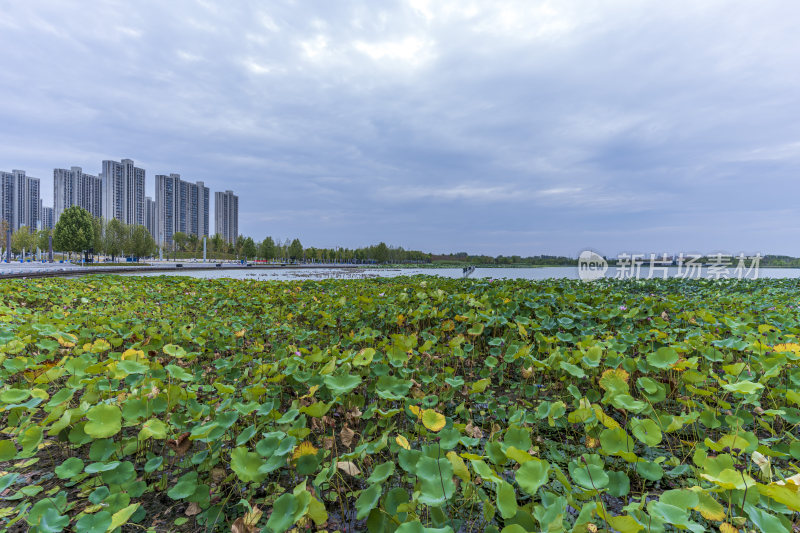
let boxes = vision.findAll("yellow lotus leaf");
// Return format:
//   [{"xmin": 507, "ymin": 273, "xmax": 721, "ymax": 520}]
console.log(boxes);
[
  {"xmin": 692, "ymin": 491, "xmax": 726, "ymax": 521},
  {"xmin": 773, "ymin": 343, "xmax": 800, "ymax": 354},
  {"xmin": 396, "ymin": 435, "xmax": 411, "ymax": 450},
  {"xmin": 121, "ymin": 348, "xmax": 145, "ymax": 361},
  {"xmin": 291, "ymin": 441, "xmax": 318, "ymax": 461},
  {"xmin": 421, "ymin": 409, "xmax": 446, "ymax": 432}
]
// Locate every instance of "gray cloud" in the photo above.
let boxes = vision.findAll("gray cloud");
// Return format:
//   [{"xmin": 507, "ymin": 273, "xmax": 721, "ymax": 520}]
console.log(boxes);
[{"xmin": 1, "ymin": 0, "xmax": 799, "ymax": 256}]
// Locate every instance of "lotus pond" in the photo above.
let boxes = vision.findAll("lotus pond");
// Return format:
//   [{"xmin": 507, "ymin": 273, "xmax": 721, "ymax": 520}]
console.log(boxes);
[{"xmin": 1, "ymin": 275, "xmax": 800, "ymax": 532}]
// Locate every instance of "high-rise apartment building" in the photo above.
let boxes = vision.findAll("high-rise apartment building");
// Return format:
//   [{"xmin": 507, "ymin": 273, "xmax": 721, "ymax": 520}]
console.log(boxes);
[
  {"xmin": 214, "ymin": 190, "xmax": 238, "ymax": 244},
  {"xmin": 1, "ymin": 172, "xmax": 14, "ymax": 230},
  {"xmin": 41, "ymin": 205, "xmax": 54, "ymax": 230},
  {"xmin": 0, "ymin": 170, "xmax": 41, "ymax": 232},
  {"xmin": 53, "ymin": 166, "xmax": 102, "ymax": 222},
  {"xmin": 155, "ymin": 174, "xmax": 209, "ymax": 246},
  {"xmin": 101, "ymin": 158, "xmax": 144, "ymax": 225},
  {"xmin": 145, "ymin": 197, "xmax": 156, "ymax": 238}
]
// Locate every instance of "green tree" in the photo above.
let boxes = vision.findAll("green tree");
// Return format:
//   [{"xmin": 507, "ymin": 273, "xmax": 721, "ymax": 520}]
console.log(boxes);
[
  {"xmin": 373, "ymin": 242, "xmax": 389, "ymax": 263},
  {"xmin": 210, "ymin": 233, "xmax": 223, "ymax": 253},
  {"xmin": 11, "ymin": 228, "xmax": 35, "ymax": 255},
  {"xmin": 36, "ymin": 228, "xmax": 52, "ymax": 252},
  {"xmin": 241, "ymin": 236, "xmax": 256, "ymax": 260},
  {"xmin": 173, "ymin": 231, "xmax": 188, "ymax": 252},
  {"xmin": 53, "ymin": 206, "xmax": 94, "ymax": 257},
  {"xmin": 104, "ymin": 219, "xmax": 128, "ymax": 261},
  {"xmin": 92, "ymin": 217, "xmax": 104, "ymax": 255},
  {"xmin": 289, "ymin": 238, "xmax": 303, "ymax": 262},
  {"xmin": 128, "ymin": 225, "xmax": 155, "ymax": 259},
  {"xmin": 259, "ymin": 236, "xmax": 276, "ymax": 261},
  {"xmin": 187, "ymin": 233, "xmax": 199, "ymax": 253}
]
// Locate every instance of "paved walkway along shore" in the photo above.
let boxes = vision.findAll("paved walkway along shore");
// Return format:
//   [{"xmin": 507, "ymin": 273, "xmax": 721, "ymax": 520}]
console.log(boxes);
[{"xmin": 0, "ymin": 261, "xmax": 360, "ymax": 279}]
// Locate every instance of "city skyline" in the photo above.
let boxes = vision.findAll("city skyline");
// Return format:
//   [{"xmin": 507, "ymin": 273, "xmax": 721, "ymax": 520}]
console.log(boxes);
[{"xmin": 1, "ymin": 158, "xmax": 235, "ymax": 242}]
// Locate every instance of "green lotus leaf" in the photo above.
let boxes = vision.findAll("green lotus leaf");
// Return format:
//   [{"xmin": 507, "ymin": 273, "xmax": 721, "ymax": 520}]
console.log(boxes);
[
  {"xmin": 415, "ymin": 456, "xmax": 455, "ymax": 506},
  {"xmin": 700, "ymin": 468, "xmax": 755, "ymax": 490},
  {"xmin": 84, "ymin": 404, "xmax": 122, "ymax": 439},
  {"xmin": 54, "ymin": 457, "xmax": 84, "ymax": 479},
  {"xmin": 108, "ymin": 503, "xmax": 140, "ymax": 532},
  {"xmin": 722, "ymin": 381, "xmax": 764, "ymax": 395},
  {"xmin": 20, "ymin": 425, "xmax": 43, "ymax": 455},
  {"xmin": 167, "ymin": 471, "xmax": 198, "ymax": 500},
  {"xmin": 504, "ymin": 427, "xmax": 532, "ymax": 452},
  {"xmin": 599, "ymin": 427, "xmax": 634, "ymax": 455},
  {"xmin": 559, "ymin": 361, "xmax": 585, "ymax": 378},
  {"xmin": 116, "ymin": 360, "xmax": 149, "ymax": 374},
  {"xmin": 612, "ymin": 394, "xmax": 647, "ymax": 413},
  {"xmin": 323, "ymin": 374, "xmax": 362, "ymax": 396},
  {"xmin": 27, "ymin": 504, "xmax": 70, "ymax": 532},
  {"xmin": 162, "ymin": 343, "xmax": 187, "ymax": 358},
  {"xmin": 85, "ymin": 461, "xmax": 120, "ymax": 474},
  {"xmin": 396, "ymin": 521, "xmax": 454, "ymax": 533},
  {"xmin": 300, "ymin": 401, "xmax": 333, "ymax": 418},
  {"xmin": 144, "ymin": 456, "xmax": 163, "ymax": 473},
  {"xmin": 516, "ymin": 458, "xmax": 550, "ymax": 496},
  {"xmin": 165, "ymin": 364, "xmax": 193, "ymax": 381},
  {"xmin": 230, "ymin": 447, "xmax": 267, "ymax": 483},
  {"xmin": 630, "ymin": 418, "xmax": 662, "ymax": 446},
  {"xmin": 647, "ymin": 347, "xmax": 679, "ymax": 369},
  {"xmin": 744, "ymin": 503, "xmax": 790, "ymax": 533},
  {"xmin": 353, "ymin": 348, "xmax": 375, "ymax": 366},
  {"xmin": 295, "ymin": 453, "xmax": 320, "ymax": 475},
  {"xmin": 646, "ymin": 500, "xmax": 692, "ymax": 528},
  {"xmin": 0, "ymin": 388, "xmax": 31, "ymax": 403},
  {"xmin": 138, "ymin": 418, "xmax": 168, "ymax": 440},
  {"xmin": 89, "ymin": 486, "xmax": 110, "ymax": 504},
  {"xmin": 0, "ymin": 439, "xmax": 17, "ymax": 461},
  {"xmin": 75, "ymin": 511, "xmax": 112, "ymax": 533},
  {"xmin": 355, "ymin": 483, "xmax": 382, "ymax": 520},
  {"xmin": 496, "ymin": 480, "xmax": 518, "ymax": 519},
  {"xmin": 376, "ymin": 375, "xmax": 413, "ymax": 400},
  {"xmin": 660, "ymin": 488, "xmax": 699, "ymax": 509},
  {"xmin": 569, "ymin": 455, "xmax": 609, "ymax": 490},
  {"xmin": 635, "ymin": 460, "xmax": 664, "ymax": 482},
  {"xmin": 88, "ymin": 438, "xmax": 115, "ymax": 462},
  {"xmin": 265, "ymin": 492, "xmax": 298, "ymax": 533},
  {"xmin": 367, "ymin": 461, "xmax": 395, "ymax": 484},
  {"xmin": 607, "ymin": 470, "xmax": 630, "ymax": 497},
  {"xmin": 101, "ymin": 461, "xmax": 136, "ymax": 485}
]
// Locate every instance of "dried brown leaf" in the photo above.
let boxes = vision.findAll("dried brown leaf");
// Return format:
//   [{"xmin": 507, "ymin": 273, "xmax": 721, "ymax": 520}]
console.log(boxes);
[
  {"xmin": 336, "ymin": 461, "xmax": 360, "ymax": 476},
  {"xmin": 185, "ymin": 502, "xmax": 202, "ymax": 516},
  {"xmin": 167, "ymin": 432, "xmax": 191, "ymax": 456},
  {"xmin": 340, "ymin": 425, "xmax": 355, "ymax": 448}
]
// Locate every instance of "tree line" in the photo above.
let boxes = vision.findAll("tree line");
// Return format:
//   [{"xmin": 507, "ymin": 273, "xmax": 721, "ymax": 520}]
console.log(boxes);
[
  {"xmin": 41, "ymin": 207, "xmax": 432, "ymax": 263},
  {"xmin": 172, "ymin": 234, "xmax": 431, "ymax": 263},
  {"xmin": 432, "ymin": 252, "xmax": 579, "ymax": 266},
  {"xmin": 49, "ymin": 206, "xmax": 156, "ymax": 260}
]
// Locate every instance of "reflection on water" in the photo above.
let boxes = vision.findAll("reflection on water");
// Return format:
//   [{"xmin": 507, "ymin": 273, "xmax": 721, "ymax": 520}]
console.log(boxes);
[{"xmin": 122, "ymin": 266, "xmax": 800, "ymax": 281}]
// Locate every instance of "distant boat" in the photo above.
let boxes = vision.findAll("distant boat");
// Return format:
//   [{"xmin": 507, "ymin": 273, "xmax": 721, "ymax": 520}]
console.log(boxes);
[{"xmin": 462, "ymin": 265, "xmax": 476, "ymax": 278}]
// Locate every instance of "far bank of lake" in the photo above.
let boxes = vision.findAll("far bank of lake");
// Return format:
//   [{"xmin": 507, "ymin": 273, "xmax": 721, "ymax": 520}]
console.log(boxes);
[{"xmin": 122, "ymin": 265, "xmax": 800, "ymax": 281}]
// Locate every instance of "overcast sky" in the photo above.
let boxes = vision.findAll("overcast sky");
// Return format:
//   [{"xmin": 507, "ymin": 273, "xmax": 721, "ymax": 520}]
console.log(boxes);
[{"xmin": 1, "ymin": 1, "xmax": 798, "ymax": 256}]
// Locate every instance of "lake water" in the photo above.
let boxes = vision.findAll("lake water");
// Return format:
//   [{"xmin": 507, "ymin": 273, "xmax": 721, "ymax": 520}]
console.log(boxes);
[{"xmin": 123, "ymin": 266, "xmax": 800, "ymax": 281}]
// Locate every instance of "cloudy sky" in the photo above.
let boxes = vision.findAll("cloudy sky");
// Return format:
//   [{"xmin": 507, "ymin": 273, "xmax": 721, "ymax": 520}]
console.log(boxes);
[{"xmin": 1, "ymin": 1, "xmax": 798, "ymax": 256}]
